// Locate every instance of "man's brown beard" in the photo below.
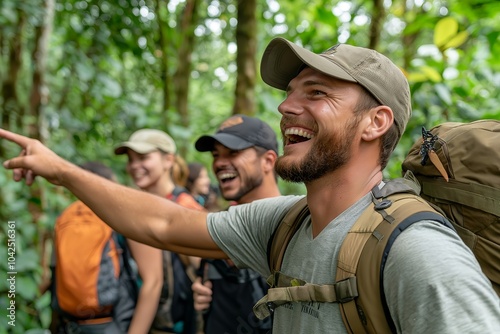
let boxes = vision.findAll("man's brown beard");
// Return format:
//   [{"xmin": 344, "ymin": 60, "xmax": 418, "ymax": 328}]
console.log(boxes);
[{"xmin": 276, "ymin": 116, "xmax": 360, "ymax": 183}]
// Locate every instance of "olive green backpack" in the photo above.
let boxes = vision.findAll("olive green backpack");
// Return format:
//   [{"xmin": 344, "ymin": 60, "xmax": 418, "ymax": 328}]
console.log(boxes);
[
  {"xmin": 402, "ymin": 120, "xmax": 500, "ymax": 295},
  {"xmin": 256, "ymin": 120, "xmax": 500, "ymax": 333}
]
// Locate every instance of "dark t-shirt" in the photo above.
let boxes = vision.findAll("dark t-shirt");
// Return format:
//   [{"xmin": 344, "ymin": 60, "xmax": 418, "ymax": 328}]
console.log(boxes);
[{"xmin": 202, "ymin": 260, "xmax": 272, "ymax": 334}]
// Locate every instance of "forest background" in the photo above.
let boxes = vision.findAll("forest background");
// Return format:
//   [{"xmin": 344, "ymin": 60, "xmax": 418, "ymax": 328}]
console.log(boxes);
[{"xmin": 0, "ymin": 0, "xmax": 499, "ymax": 332}]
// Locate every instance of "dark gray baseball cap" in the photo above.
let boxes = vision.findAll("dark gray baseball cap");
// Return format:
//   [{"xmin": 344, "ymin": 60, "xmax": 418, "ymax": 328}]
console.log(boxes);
[{"xmin": 195, "ymin": 114, "xmax": 278, "ymax": 154}]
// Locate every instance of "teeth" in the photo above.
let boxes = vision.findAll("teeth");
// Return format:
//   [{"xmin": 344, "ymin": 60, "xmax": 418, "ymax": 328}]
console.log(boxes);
[
  {"xmin": 284, "ymin": 128, "xmax": 314, "ymax": 139},
  {"xmin": 218, "ymin": 172, "xmax": 237, "ymax": 180}
]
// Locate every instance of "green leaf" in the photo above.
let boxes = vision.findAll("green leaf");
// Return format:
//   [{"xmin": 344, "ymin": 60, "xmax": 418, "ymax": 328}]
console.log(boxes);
[
  {"xmin": 16, "ymin": 249, "xmax": 40, "ymax": 271},
  {"xmin": 421, "ymin": 66, "xmax": 442, "ymax": 82},
  {"xmin": 407, "ymin": 72, "xmax": 429, "ymax": 83},
  {"xmin": 35, "ymin": 293, "xmax": 52, "ymax": 328},
  {"xmin": 434, "ymin": 17, "xmax": 458, "ymax": 48},
  {"xmin": 25, "ymin": 330, "xmax": 50, "ymax": 334},
  {"xmin": 75, "ymin": 62, "xmax": 95, "ymax": 82},
  {"xmin": 434, "ymin": 84, "xmax": 452, "ymax": 105},
  {"xmin": 98, "ymin": 74, "xmax": 123, "ymax": 98},
  {"xmin": 16, "ymin": 276, "xmax": 39, "ymax": 300},
  {"xmin": 443, "ymin": 31, "xmax": 469, "ymax": 50}
]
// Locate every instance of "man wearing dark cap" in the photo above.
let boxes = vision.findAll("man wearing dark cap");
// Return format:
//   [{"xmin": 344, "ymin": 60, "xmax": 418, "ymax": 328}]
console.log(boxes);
[
  {"xmin": 195, "ymin": 114, "xmax": 280, "ymax": 204},
  {"xmin": 192, "ymin": 114, "xmax": 280, "ymax": 334},
  {"xmin": 3, "ymin": 37, "xmax": 499, "ymax": 333}
]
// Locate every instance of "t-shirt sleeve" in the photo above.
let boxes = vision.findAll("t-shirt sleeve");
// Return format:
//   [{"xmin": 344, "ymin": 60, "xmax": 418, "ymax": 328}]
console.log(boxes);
[
  {"xmin": 207, "ymin": 195, "xmax": 304, "ymax": 277},
  {"xmin": 384, "ymin": 220, "xmax": 500, "ymax": 333}
]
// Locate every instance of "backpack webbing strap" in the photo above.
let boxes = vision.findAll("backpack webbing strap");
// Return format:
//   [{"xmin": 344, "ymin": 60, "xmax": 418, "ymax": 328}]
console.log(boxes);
[
  {"xmin": 253, "ymin": 273, "xmax": 357, "ymax": 319},
  {"xmin": 177, "ymin": 254, "xmax": 197, "ymax": 282},
  {"xmin": 419, "ymin": 177, "xmax": 500, "ymax": 217},
  {"xmin": 335, "ymin": 192, "xmax": 421, "ymax": 334},
  {"xmin": 335, "ymin": 191, "xmax": 426, "ymax": 278},
  {"xmin": 157, "ymin": 250, "xmax": 176, "ymax": 328},
  {"xmin": 171, "ymin": 186, "xmax": 189, "ymax": 199},
  {"xmin": 339, "ymin": 192, "xmax": 449, "ymax": 334},
  {"xmin": 267, "ymin": 197, "xmax": 309, "ymax": 272}
]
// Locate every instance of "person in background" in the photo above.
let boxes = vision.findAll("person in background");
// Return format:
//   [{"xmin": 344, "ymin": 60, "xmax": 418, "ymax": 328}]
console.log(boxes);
[
  {"xmin": 47, "ymin": 161, "xmax": 138, "ymax": 334},
  {"xmin": 191, "ymin": 114, "xmax": 281, "ymax": 334},
  {"xmin": 114, "ymin": 129, "xmax": 203, "ymax": 334},
  {"xmin": 203, "ymin": 184, "xmax": 224, "ymax": 212},
  {"xmin": 185, "ymin": 162, "xmax": 211, "ymax": 208}
]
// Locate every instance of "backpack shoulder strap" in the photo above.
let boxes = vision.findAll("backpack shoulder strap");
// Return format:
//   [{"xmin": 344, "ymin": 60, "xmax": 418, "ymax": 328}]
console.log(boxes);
[
  {"xmin": 177, "ymin": 253, "xmax": 197, "ymax": 282},
  {"xmin": 170, "ymin": 186, "xmax": 189, "ymax": 200},
  {"xmin": 267, "ymin": 197, "xmax": 309, "ymax": 274},
  {"xmin": 338, "ymin": 181, "xmax": 451, "ymax": 334}
]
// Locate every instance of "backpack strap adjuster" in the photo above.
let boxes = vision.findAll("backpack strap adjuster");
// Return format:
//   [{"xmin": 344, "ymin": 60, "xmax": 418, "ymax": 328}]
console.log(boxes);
[
  {"xmin": 374, "ymin": 199, "xmax": 392, "ymax": 210},
  {"xmin": 335, "ymin": 276, "xmax": 358, "ymax": 303},
  {"xmin": 266, "ymin": 301, "xmax": 276, "ymax": 315}
]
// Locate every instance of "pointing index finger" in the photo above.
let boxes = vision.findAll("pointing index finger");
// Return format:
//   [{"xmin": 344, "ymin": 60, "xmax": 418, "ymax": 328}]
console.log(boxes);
[{"xmin": 0, "ymin": 128, "xmax": 30, "ymax": 148}]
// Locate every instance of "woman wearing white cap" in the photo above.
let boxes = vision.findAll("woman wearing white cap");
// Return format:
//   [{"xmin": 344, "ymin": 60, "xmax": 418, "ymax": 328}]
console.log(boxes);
[{"xmin": 115, "ymin": 129, "xmax": 203, "ymax": 334}]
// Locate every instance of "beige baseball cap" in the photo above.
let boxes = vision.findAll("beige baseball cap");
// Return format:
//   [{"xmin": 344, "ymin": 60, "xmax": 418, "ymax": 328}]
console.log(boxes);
[
  {"xmin": 260, "ymin": 37, "xmax": 412, "ymax": 140},
  {"xmin": 114, "ymin": 129, "xmax": 176, "ymax": 155}
]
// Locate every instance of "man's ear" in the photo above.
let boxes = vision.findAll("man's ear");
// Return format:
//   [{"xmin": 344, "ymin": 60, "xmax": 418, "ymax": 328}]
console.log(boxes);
[
  {"xmin": 261, "ymin": 150, "xmax": 278, "ymax": 174},
  {"xmin": 361, "ymin": 106, "xmax": 394, "ymax": 142}
]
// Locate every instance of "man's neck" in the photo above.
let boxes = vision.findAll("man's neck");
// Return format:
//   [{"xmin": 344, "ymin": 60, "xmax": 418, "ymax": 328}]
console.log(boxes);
[{"xmin": 305, "ymin": 164, "xmax": 383, "ymax": 238}]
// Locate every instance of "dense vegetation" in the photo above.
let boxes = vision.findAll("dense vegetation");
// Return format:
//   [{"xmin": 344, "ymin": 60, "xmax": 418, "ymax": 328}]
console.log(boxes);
[{"xmin": 0, "ymin": 0, "xmax": 499, "ymax": 332}]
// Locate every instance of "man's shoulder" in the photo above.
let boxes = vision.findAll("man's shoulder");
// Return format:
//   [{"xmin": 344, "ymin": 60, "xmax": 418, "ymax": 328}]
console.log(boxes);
[
  {"xmin": 250, "ymin": 194, "xmax": 304, "ymax": 207},
  {"xmin": 220, "ymin": 195, "xmax": 304, "ymax": 217}
]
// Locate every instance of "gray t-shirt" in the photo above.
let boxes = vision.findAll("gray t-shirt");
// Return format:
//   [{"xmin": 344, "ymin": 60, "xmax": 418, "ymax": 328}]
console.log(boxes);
[{"xmin": 207, "ymin": 194, "xmax": 500, "ymax": 333}]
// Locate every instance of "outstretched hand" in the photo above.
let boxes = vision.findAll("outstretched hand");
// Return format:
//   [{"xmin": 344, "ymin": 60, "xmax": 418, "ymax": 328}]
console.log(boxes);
[{"xmin": 0, "ymin": 128, "xmax": 73, "ymax": 186}]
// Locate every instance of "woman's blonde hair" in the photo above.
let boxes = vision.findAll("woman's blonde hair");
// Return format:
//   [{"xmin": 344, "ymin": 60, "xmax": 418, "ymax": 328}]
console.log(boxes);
[{"xmin": 171, "ymin": 154, "xmax": 189, "ymax": 187}]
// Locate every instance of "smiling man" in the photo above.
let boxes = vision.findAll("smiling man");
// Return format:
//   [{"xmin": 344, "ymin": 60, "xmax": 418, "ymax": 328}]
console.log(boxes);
[
  {"xmin": 192, "ymin": 114, "xmax": 281, "ymax": 334},
  {"xmin": 195, "ymin": 115, "xmax": 280, "ymax": 204},
  {"xmin": 1, "ymin": 37, "xmax": 499, "ymax": 333}
]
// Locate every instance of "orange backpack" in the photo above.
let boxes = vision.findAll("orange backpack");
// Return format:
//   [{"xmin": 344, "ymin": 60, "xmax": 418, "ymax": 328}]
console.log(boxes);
[{"xmin": 52, "ymin": 200, "xmax": 136, "ymax": 320}]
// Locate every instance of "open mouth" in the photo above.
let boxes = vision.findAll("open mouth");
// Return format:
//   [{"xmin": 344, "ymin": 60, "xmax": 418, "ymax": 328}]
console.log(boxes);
[
  {"xmin": 217, "ymin": 171, "xmax": 238, "ymax": 184},
  {"xmin": 284, "ymin": 128, "xmax": 314, "ymax": 145}
]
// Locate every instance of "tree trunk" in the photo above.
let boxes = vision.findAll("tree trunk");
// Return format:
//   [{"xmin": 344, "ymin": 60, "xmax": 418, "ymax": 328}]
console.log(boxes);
[
  {"xmin": 1, "ymin": 7, "xmax": 26, "ymax": 131},
  {"xmin": 173, "ymin": 0, "xmax": 199, "ymax": 156},
  {"xmin": 368, "ymin": 0, "xmax": 385, "ymax": 50},
  {"xmin": 401, "ymin": 2, "xmax": 421, "ymax": 71},
  {"xmin": 28, "ymin": 0, "xmax": 56, "ymax": 295},
  {"xmin": 155, "ymin": 0, "xmax": 173, "ymax": 128},
  {"xmin": 29, "ymin": 0, "xmax": 55, "ymax": 140},
  {"xmin": 233, "ymin": 0, "xmax": 257, "ymax": 116}
]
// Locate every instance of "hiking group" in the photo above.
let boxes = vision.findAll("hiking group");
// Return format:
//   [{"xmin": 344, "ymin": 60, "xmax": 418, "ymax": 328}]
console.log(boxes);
[
  {"xmin": 1, "ymin": 36, "xmax": 499, "ymax": 334},
  {"xmin": 41, "ymin": 115, "xmax": 282, "ymax": 334}
]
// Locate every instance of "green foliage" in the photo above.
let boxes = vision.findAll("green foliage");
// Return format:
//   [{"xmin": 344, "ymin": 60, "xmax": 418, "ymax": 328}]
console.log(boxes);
[
  {"xmin": 1, "ymin": 0, "xmax": 499, "ymax": 330},
  {"xmin": 0, "ymin": 173, "xmax": 54, "ymax": 333}
]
